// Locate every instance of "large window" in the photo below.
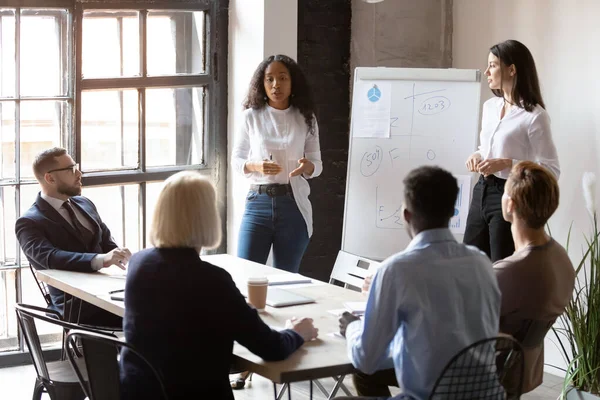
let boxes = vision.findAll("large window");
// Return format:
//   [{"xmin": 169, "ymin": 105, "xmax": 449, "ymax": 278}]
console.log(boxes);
[{"xmin": 0, "ymin": 0, "xmax": 227, "ymax": 358}]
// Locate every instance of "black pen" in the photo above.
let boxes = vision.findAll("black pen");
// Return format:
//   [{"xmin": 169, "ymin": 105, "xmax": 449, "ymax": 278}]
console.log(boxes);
[{"xmin": 108, "ymin": 289, "xmax": 125, "ymax": 294}]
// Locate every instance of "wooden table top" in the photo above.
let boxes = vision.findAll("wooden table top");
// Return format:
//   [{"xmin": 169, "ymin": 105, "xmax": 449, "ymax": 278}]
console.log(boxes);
[{"xmin": 37, "ymin": 253, "xmax": 365, "ymax": 383}]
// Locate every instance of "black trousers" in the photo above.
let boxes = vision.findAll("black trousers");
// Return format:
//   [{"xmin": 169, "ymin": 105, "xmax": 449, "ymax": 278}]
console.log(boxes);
[
  {"xmin": 62, "ymin": 296, "xmax": 122, "ymax": 328},
  {"xmin": 352, "ymin": 369, "xmax": 398, "ymax": 397},
  {"xmin": 333, "ymin": 369, "xmax": 406, "ymax": 400},
  {"xmin": 463, "ymin": 175, "xmax": 515, "ymax": 262}
]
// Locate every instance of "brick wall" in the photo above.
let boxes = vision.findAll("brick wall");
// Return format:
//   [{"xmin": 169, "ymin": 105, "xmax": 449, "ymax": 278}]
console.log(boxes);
[
  {"xmin": 297, "ymin": 0, "xmax": 352, "ymax": 281},
  {"xmin": 296, "ymin": 0, "xmax": 452, "ymax": 281}
]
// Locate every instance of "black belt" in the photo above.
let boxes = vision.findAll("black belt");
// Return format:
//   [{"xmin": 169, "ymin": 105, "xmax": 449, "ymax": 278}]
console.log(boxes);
[
  {"xmin": 480, "ymin": 174, "xmax": 506, "ymax": 184},
  {"xmin": 250, "ymin": 184, "xmax": 292, "ymax": 197}
]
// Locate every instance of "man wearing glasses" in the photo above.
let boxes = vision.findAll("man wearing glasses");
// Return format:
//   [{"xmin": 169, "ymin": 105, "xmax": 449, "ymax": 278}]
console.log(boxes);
[{"xmin": 15, "ymin": 147, "xmax": 131, "ymax": 327}]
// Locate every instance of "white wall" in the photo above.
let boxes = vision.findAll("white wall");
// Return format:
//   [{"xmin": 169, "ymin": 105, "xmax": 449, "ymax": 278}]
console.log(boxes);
[
  {"xmin": 454, "ymin": 0, "xmax": 600, "ymax": 376},
  {"xmin": 227, "ymin": 0, "xmax": 298, "ymax": 257}
]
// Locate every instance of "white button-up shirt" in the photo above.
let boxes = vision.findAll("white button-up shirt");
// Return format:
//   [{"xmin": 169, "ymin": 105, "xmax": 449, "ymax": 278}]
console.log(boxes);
[
  {"xmin": 232, "ymin": 105, "xmax": 323, "ymax": 237},
  {"xmin": 345, "ymin": 229, "xmax": 501, "ymax": 400},
  {"xmin": 476, "ymin": 97, "xmax": 560, "ymax": 179}
]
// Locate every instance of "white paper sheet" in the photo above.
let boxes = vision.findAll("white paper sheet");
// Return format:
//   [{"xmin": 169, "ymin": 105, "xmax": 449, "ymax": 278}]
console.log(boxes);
[
  {"xmin": 449, "ymin": 174, "xmax": 472, "ymax": 234},
  {"xmin": 352, "ymin": 81, "xmax": 392, "ymax": 138},
  {"xmin": 343, "ymin": 301, "xmax": 367, "ymax": 315},
  {"xmin": 327, "ymin": 308, "xmax": 348, "ymax": 317}
]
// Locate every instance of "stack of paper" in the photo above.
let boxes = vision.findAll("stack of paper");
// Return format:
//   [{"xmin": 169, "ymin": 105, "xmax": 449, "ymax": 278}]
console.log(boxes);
[
  {"xmin": 267, "ymin": 274, "xmax": 312, "ymax": 286},
  {"xmin": 343, "ymin": 301, "xmax": 367, "ymax": 315}
]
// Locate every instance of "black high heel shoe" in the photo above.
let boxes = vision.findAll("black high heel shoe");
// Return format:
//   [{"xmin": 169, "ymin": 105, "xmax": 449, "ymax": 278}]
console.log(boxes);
[{"xmin": 230, "ymin": 371, "xmax": 253, "ymax": 390}]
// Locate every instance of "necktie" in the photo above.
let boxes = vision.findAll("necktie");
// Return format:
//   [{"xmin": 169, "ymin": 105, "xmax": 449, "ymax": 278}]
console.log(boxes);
[{"xmin": 62, "ymin": 200, "xmax": 95, "ymax": 250}]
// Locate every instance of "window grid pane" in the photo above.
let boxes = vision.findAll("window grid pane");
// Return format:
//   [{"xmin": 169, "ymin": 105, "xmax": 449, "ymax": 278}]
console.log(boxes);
[
  {"xmin": 1, "ymin": 6, "xmax": 74, "ymax": 355},
  {"xmin": 20, "ymin": 100, "xmax": 70, "ymax": 179},
  {"xmin": 0, "ymin": 3, "xmax": 219, "ymax": 356},
  {"xmin": 0, "ymin": 269, "xmax": 18, "ymax": 352},
  {"xmin": 147, "ymin": 10, "xmax": 205, "ymax": 76},
  {"xmin": 146, "ymin": 87, "xmax": 204, "ymax": 168},
  {"xmin": 81, "ymin": 89, "xmax": 139, "ymax": 172},
  {"xmin": 20, "ymin": 9, "xmax": 70, "ymax": 97},
  {"xmin": 82, "ymin": 184, "xmax": 141, "ymax": 253},
  {"xmin": 82, "ymin": 10, "xmax": 140, "ymax": 79},
  {"xmin": 0, "ymin": 101, "xmax": 16, "ymax": 181},
  {"xmin": 0, "ymin": 10, "xmax": 16, "ymax": 98}
]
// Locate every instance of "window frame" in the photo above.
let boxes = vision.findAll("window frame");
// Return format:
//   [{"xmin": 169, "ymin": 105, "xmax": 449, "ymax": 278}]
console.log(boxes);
[
  {"xmin": 0, "ymin": 0, "xmax": 228, "ymax": 362},
  {"xmin": 74, "ymin": 0, "xmax": 228, "ymax": 250}
]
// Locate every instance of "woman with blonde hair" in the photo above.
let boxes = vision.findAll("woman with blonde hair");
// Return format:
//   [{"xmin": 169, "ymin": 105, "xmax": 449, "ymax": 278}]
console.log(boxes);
[{"xmin": 119, "ymin": 171, "xmax": 318, "ymax": 400}]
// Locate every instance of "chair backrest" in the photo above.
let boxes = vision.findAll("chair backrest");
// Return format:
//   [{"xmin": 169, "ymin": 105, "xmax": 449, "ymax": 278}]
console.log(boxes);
[
  {"xmin": 329, "ymin": 250, "xmax": 381, "ymax": 289},
  {"xmin": 513, "ymin": 319, "xmax": 555, "ymax": 349},
  {"xmin": 15, "ymin": 304, "xmax": 52, "ymax": 381},
  {"xmin": 66, "ymin": 330, "xmax": 169, "ymax": 400},
  {"xmin": 29, "ymin": 264, "xmax": 53, "ymax": 307},
  {"xmin": 429, "ymin": 336, "xmax": 524, "ymax": 400},
  {"xmin": 14, "ymin": 303, "xmax": 108, "ymax": 382}
]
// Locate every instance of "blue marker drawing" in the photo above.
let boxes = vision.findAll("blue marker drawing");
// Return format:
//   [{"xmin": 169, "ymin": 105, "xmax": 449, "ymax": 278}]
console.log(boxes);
[
  {"xmin": 450, "ymin": 217, "xmax": 461, "ymax": 229},
  {"xmin": 451, "ymin": 183, "xmax": 463, "ymax": 225},
  {"xmin": 367, "ymin": 85, "xmax": 382, "ymax": 103}
]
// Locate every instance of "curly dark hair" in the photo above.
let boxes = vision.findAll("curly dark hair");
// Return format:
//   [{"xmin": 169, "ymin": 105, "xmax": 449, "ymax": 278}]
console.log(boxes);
[{"xmin": 243, "ymin": 54, "xmax": 317, "ymax": 135}]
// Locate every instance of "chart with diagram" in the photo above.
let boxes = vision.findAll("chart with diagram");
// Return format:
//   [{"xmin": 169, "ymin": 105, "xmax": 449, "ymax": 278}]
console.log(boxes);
[{"xmin": 342, "ymin": 68, "xmax": 481, "ymax": 261}]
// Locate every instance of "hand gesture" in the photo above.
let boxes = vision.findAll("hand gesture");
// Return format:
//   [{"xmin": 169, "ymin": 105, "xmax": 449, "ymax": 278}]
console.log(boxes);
[
  {"xmin": 465, "ymin": 153, "xmax": 482, "ymax": 172},
  {"xmin": 103, "ymin": 247, "xmax": 132, "ymax": 270},
  {"xmin": 289, "ymin": 158, "xmax": 315, "ymax": 178},
  {"xmin": 338, "ymin": 312, "xmax": 360, "ymax": 338},
  {"xmin": 246, "ymin": 161, "xmax": 282, "ymax": 176},
  {"xmin": 477, "ymin": 158, "xmax": 512, "ymax": 177},
  {"xmin": 362, "ymin": 274, "xmax": 373, "ymax": 295},
  {"xmin": 286, "ymin": 317, "xmax": 319, "ymax": 341}
]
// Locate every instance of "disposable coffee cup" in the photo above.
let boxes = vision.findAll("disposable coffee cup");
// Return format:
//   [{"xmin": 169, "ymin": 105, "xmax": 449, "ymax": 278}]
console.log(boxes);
[{"xmin": 247, "ymin": 277, "xmax": 269, "ymax": 311}]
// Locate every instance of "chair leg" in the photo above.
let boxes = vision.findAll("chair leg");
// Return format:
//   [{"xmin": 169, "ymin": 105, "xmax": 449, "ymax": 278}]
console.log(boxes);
[
  {"xmin": 31, "ymin": 379, "xmax": 45, "ymax": 400},
  {"xmin": 45, "ymin": 383, "xmax": 86, "ymax": 400}
]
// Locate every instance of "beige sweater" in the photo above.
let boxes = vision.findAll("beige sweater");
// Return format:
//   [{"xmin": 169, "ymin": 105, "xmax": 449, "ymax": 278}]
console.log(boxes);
[{"xmin": 494, "ymin": 239, "xmax": 575, "ymax": 393}]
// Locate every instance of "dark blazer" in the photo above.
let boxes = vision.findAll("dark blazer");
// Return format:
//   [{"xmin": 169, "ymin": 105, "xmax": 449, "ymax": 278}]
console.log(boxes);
[
  {"xmin": 15, "ymin": 193, "xmax": 118, "ymax": 310},
  {"xmin": 120, "ymin": 247, "xmax": 305, "ymax": 400}
]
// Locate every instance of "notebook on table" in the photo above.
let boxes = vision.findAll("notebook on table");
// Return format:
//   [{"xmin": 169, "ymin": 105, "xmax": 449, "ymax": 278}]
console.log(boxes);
[
  {"xmin": 267, "ymin": 274, "xmax": 312, "ymax": 286},
  {"xmin": 239, "ymin": 287, "xmax": 315, "ymax": 308}
]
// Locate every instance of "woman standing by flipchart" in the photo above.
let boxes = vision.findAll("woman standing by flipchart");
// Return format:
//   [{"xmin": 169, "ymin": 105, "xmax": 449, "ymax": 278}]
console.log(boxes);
[
  {"xmin": 463, "ymin": 40, "xmax": 559, "ymax": 262},
  {"xmin": 232, "ymin": 55, "xmax": 322, "ymax": 274}
]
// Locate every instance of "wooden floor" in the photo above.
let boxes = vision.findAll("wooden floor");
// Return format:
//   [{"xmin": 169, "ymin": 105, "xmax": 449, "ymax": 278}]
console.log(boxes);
[
  {"xmin": 230, "ymin": 373, "xmax": 563, "ymax": 400},
  {"xmin": 0, "ymin": 363, "xmax": 562, "ymax": 399}
]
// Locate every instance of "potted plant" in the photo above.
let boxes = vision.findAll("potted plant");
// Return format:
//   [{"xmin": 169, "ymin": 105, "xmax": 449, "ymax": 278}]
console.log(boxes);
[{"xmin": 553, "ymin": 172, "xmax": 600, "ymax": 399}]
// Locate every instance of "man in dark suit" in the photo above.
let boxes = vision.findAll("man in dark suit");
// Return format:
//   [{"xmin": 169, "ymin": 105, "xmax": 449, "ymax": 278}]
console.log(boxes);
[{"xmin": 15, "ymin": 147, "xmax": 131, "ymax": 327}]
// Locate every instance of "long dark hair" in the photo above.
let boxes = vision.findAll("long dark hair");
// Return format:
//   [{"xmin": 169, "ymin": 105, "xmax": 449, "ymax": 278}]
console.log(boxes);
[
  {"xmin": 243, "ymin": 54, "xmax": 316, "ymax": 135},
  {"xmin": 490, "ymin": 40, "xmax": 545, "ymax": 111}
]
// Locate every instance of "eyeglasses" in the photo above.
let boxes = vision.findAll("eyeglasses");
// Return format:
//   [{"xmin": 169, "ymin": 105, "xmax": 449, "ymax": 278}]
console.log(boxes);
[{"xmin": 47, "ymin": 163, "xmax": 79, "ymax": 174}]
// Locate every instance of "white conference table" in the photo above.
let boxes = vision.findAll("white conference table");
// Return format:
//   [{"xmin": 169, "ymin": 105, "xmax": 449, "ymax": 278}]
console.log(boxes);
[{"xmin": 36, "ymin": 253, "xmax": 366, "ymax": 398}]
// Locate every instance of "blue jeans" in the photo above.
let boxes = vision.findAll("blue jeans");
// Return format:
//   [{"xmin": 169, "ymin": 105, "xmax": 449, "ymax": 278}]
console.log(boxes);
[{"xmin": 237, "ymin": 191, "xmax": 309, "ymax": 273}]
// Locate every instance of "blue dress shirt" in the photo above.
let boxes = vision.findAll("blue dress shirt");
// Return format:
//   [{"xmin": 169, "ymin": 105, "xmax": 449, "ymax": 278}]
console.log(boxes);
[{"xmin": 345, "ymin": 228, "xmax": 501, "ymax": 399}]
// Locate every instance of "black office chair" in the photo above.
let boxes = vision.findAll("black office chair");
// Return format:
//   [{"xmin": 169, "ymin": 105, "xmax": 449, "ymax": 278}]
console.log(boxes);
[
  {"xmin": 429, "ymin": 336, "xmax": 524, "ymax": 400},
  {"xmin": 499, "ymin": 319, "xmax": 555, "ymax": 395},
  {"xmin": 514, "ymin": 319, "xmax": 554, "ymax": 348},
  {"xmin": 66, "ymin": 330, "xmax": 169, "ymax": 400},
  {"xmin": 15, "ymin": 303, "xmax": 115, "ymax": 400},
  {"xmin": 30, "ymin": 264, "xmax": 53, "ymax": 307}
]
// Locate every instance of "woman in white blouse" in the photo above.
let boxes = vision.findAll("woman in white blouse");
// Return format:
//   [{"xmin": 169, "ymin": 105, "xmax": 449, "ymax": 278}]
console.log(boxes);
[
  {"xmin": 232, "ymin": 55, "xmax": 322, "ymax": 274},
  {"xmin": 464, "ymin": 40, "xmax": 559, "ymax": 262}
]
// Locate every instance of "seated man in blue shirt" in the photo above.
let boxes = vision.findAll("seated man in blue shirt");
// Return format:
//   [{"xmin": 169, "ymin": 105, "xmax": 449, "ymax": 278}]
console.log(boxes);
[{"xmin": 336, "ymin": 166, "xmax": 502, "ymax": 400}]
